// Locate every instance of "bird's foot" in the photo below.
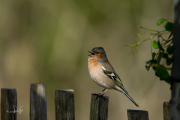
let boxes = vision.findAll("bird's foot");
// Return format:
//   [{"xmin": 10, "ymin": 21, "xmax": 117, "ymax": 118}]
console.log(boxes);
[{"xmin": 92, "ymin": 93, "xmax": 105, "ymax": 100}]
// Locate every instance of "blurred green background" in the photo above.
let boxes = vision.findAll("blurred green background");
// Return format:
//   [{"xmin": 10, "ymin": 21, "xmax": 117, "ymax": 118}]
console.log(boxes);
[{"xmin": 0, "ymin": 0, "xmax": 173, "ymax": 119}]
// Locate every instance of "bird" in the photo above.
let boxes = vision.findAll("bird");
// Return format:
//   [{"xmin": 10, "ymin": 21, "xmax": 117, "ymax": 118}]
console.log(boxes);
[{"xmin": 88, "ymin": 47, "xmax": 139, "ymax": 107}]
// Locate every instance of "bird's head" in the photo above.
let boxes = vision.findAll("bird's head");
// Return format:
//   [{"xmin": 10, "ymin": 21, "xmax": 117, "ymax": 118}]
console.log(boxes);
[{"xmin": 88, "ymin": 47, "xmax": 107, "ymax": 61}]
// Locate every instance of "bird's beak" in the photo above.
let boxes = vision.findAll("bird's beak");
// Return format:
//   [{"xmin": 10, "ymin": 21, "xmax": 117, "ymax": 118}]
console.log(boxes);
[{"xmin": 88, "ymin": 51, "xmax": 95, "ymax": 56}]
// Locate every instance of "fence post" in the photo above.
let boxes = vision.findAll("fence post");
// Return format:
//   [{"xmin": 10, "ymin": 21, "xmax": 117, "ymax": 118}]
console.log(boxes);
[
  {"xmin": 1, "ymin": 88, "xmax": 17, "ymax": 120},
  {"xmin": 30, "ymin": 83, "xmax": 47, "ymax": 120},
  {"xmin": 90, "ymin": 94, "xmax": 109, "ymax": 120},
  {"xmin": 164, "ymin": 101, "xmax": 171, "ymax": 120},
  {"xmin": 55, "ymin": 89, "xmax": 75, "ymax": 120},
  {"xmin": 127, "ymin": 109, "xmax": 149, "ymax": 120}
]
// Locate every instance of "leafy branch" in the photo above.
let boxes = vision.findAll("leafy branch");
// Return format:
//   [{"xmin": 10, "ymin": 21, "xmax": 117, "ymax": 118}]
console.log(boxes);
[
  {"xmin": 126, "ymin": 18, "xmax": 173, "ymax": 84},
  {"xmin": 125, "ymin": 31, "xmax": 159, "ymax": 54}
]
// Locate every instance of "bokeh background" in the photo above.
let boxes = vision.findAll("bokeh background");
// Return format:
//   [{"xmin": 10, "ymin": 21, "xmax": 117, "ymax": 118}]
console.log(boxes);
[{"xmin": 0, "ymin": 0, "xmax": 173, "ymax": 120}]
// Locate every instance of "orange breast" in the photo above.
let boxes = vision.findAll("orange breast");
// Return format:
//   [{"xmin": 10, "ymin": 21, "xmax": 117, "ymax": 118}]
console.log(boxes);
[{"xmin": 88, "ymin": 57, "xmax": 115, "ymax": 89}]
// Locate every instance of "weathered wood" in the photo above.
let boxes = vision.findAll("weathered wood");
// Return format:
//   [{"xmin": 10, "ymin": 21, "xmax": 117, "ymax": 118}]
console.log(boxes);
[
  {"xmin": 30, "ymin": 83, "xmax": 47, "ymax": 120},
  {"xmin": 171, "ymin": 0, "xmax": 180, "ymax": 120},
  {"xmin": 163, "ymin": 102, "xmax": 171, "ymax": 120},
  {"xmin": 1, "ymin": 88, "xmax": 17, "ymax": 120},
  {"xmin": 171, "ymin": 81, "xmax": 180, "ymax": 120},
  {"xmin": 127, "ymin": 109, "xmax": 149, "ymax": 120},
  {"xmin": 90, "ymin": 94, "xmax": 109, "ymax": 120},
  {"xmin": 55, "ymin": 89, "xmax": 75, "ymax": 120}
]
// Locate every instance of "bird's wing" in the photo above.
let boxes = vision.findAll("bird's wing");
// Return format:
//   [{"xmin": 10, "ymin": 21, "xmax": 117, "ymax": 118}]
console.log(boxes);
[
  {"xmin": 103, "ymin": 68, "xmax": 130, "ymax": 93},
  {"xmin": 100, "ymin": 62, "xmax": 139, "ymax": 106},
  {"xmin": 100, "ymin": 61, "xmax": 129, "ymax": 93},
  {"xmin": 103, "ymin": 67, "xmax": 139, "ymax": 106},
  {"xmin": 102, "ymin": 68, "xmax": 123, "ymax": 86}
]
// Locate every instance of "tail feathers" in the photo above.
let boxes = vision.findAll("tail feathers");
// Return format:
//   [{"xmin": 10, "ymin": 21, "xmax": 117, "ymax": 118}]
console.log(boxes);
[
  {"xmin": 117, "ymin": 86, "xmax": 139, "ymax": 107},
  {"xmin": 123, "ymin": 91, "xmax": 139, "ymax": 107}
]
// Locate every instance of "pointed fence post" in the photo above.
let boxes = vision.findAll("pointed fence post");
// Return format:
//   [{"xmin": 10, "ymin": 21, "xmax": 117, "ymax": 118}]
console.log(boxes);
[
  {"xmin": 1, "ymin": 88, "xmax": 17, "ymax": 120},
  {"xmin": 164, "ymin": 102, "xmax": 171, "ymax": 120},
  {"xmin": 90, "ymin": 94, "xmax": 109, "ymax": 120},
  {"xmin": 30, "ymin": 83, "xmax": 47, "ymax": 120},
  {"xmin": 55, "ymin": 89, "xmax": 75, "ymax": 120},
  {"xmin": 127, "ymin": 109, "xmax": 149, "ymax": 120}
]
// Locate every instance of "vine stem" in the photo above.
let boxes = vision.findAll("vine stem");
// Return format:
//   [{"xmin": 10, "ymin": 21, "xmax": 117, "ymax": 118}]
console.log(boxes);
[
  {"xmin": 125, "ymin": 32, "xmax": 159, "ymax": 51},
  {"xmin": 154, "ymin": 40, "xmax": 169, "ymax": 59},
  {"xmin": 140, "ymin": 26, "xmax": 160, "ymax": 32},
  {"xmin": 124, "ymin": 26, "xmax": 168, "ymax": 54}
]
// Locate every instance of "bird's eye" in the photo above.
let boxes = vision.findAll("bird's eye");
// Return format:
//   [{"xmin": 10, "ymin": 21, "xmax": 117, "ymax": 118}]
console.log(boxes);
[{"xmin": 96, "ymin": 52, "xmax": 99, "ymax": 54}]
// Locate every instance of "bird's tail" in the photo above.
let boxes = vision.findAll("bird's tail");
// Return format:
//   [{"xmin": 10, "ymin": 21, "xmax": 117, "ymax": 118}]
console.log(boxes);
[
  {"xmin": 123, "ymin": 90, "xmax": 139, "ymax": 107},
  {"xmin": 118, "ymin": 86, "xmax": 139, "ymax": 107}
]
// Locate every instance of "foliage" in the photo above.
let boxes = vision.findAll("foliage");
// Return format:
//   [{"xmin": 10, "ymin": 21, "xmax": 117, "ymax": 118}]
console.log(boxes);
[{"xmin": 125, "ymin": 18, "xmax": 173, "ymax": 84}]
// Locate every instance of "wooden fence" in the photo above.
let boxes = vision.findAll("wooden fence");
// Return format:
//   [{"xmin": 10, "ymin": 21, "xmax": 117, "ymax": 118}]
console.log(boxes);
[{"xmin": 1, "ymin": 83, "xmax": 171, "ymax": 120}]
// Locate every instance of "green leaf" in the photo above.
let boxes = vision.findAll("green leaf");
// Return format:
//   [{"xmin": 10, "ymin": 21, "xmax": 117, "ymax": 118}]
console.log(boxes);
[
  {"xmin": 168, "ymin": 32, "xmax": 173, "ymax": 40},
  {"xmin": 146, "ymin": 59, "xmax": 157, "ymax": 71},
  {"xmin": 161, "ymin": 53, "xmax": 168, "ymax": 59},
  {"xmin": 155, "ymin": 72, "xmax": 160, "ymax": 77},
  {"xmin": 167, "ymin": 46, "xmax": 173, "ymax": 55},
  {"xmin": 164, "ymin": 22, "xmax": 174, "ymax": 31},
  {"xmin": 145, "ymin": 65, "xmax": 150, "ymax": 71},
  {"xmin": 165, "ymin": 80, "xmax": 171, "ymax": 84},
  {"xmin": 152, "ymin": 52, "xmax": 156, "ymax": 59},
  {"xmin": 146, "ymin": 59, "xmax": 157, "ymax": 64},
  {"xmin": 155, "ymin": 68, "xmax": 169, "ymax": 79},
  {"xmin": 151, "ymin": 63, "xmax": 166, "ymax": 69},
  {"xmin": 157, "ymin": 52, "xmax": 163, "ymax": 64},
  {"xmin": 166, "ymin": 58, "xmax": 173, "ymax": 65},
  {"xmin": 157, "ymin": 18, "xmax": 166, "ymax": 26},
  {"xmin": 155, "ymin": 68, "xmax": 171, "ymax": 84},
  {"xmin": 158, "ymin": 40, "xmax": 164, "ymax": 51},
  {"xmin": 152, "ymin": 41, "xmax": 159, "ymax": 49}
]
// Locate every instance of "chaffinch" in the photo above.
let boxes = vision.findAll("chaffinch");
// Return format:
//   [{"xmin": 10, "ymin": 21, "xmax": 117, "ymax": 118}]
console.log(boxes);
[{"xmin": 88, "ymin": 47, "xmax": 139, "ymax": 107}]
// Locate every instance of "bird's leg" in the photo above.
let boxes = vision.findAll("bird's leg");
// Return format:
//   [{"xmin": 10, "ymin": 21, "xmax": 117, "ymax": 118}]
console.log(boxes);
[
  {"xmin": 101, "ymin": 88, "xmax": 108, "ymax": 95},
  {"xmin": 94, "ymin": 89, "xmax": 108, "ymax": 100},
  {"xmin": 98, "ymin": 88, "xmax": 108, "ymax": 95}
]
